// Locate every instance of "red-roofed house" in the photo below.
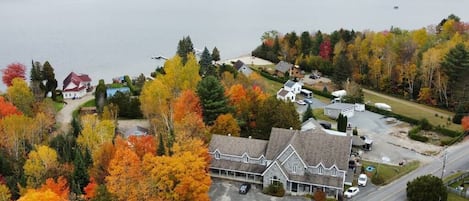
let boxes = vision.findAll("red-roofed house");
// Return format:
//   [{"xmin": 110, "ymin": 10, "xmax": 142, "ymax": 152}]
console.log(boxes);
[{"xmin": 63, "ymin": 72, "xmax": 92, "ymax": 99}]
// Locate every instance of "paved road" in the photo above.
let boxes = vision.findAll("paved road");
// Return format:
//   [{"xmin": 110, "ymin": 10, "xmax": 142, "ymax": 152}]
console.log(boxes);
[
  {"xmin": 352, "ymin": 138, "xmax": 469, "ymax": 201},
  {"xmin": 56, "ymin": 93, "xmax": 94, "ymax": 133}
]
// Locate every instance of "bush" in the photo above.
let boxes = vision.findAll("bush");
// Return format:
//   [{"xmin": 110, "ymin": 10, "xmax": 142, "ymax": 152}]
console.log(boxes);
[
  {"xmin": 419, "ymin": 118, "xmax": 432, "ymax": 130},
  {"xmin": 434, "ymin": 127, "xmax": 461, "ymax": 137},
  {"xmin": 263, "ymin": 183, "xmax": 285, "ymax": 197}
]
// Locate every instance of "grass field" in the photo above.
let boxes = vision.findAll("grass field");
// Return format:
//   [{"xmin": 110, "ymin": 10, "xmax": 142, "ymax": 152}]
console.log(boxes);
[
  {"xmin": 449, "ymin": 193, "xmax": 469, "ymax": 201},
  {"xmin": 362, "ymin": 160, "xmax": 420, "ymax": 186},
  {"xmin": 363, "ymin": 90, "xmax": 461, "ymax": 131}
]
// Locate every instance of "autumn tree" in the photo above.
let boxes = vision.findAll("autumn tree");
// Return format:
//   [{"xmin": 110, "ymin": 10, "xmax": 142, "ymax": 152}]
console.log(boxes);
[
  {"xmin": 176, "ymin": 36, "xmax": 194, "ymax": 64},
  {"xmin": 173, "ymin": 90, "xmax": 203, "ymax": 123},
  {"xmin": 441, "ymin": 43, "xmax": 469, "ymax": 102},
  {"xmin": 128, "ymin": 135, "xmax": 156, "ymax": 159},
  {"xmin": 141, "ymin": 138, "xmax": 211, "ymax": 201},
  {"xmin": 77, "ymin": 115, "xmax": 115, "ymax": 158},
  {"xmin": 0, "ymin": 96, "xmax": 21, "ymax": 118},
  {"xmin": 39, "ymin": 176, "xmax": 69, "ymax": 200},
  {"xmin": 83, "ymin": 177, "xmax": 98, "ymax": 200},
  {"xmin": 6, "ymin": 78, "xmax": 34, "ymax": 116},
  {"xmin": 17, "ymin": 189, "xmax": 62, "ymax": 201},
  {"xmin": 0, "ymin": 184, "xmax": 11, "ymax": 201},
  {"xmin": 462, "ymin": 116, "xmax": 469, "ymax": 131},
  {"xmin": 140, "ymin": 54, "xmax": 201, "ymax": 154},
  {"xmin": 0, "ymin": 114, "xmax": 35, "ymax": 160},
  {"xmin": 89, "ymin": 142, "xmax": 115, "ymax": 184},
  {"xmin": 210, "ymin": 113, "xmax": 240, "ymax": 136},
  {"xmin": 319, "ymin": 39, "xmax": 332, "ymax": 60},
  {"xmin": 1, "ymin": 62, "xmax": 26, "ymax": 87},
  {"xmin": 23, "ymin": 145, "xmax": 59, "ymax": 188},
  {"xmin": 105, "ymin": 138, "xmax": 144, "ymax": 201},
  {"xmin": 196, "ymin": 76, "xmax": 230, "ymax": 125}
]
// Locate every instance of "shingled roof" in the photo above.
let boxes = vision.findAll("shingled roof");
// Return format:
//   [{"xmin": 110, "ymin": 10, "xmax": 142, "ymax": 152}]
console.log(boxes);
[
  {"xmin": 266, "ymin": 128, "xmax": 351, "ymax": 170},
  {"xmin": 63, "ymin": 72, "xmax": 91, "ymax": 92},
  {"xmin": 209, "ymin": 134, "xmax": 268, "ymax": 158},
  {"xmin": 275, "ymin": 61, "xmax": 293, "ymax": 73}
]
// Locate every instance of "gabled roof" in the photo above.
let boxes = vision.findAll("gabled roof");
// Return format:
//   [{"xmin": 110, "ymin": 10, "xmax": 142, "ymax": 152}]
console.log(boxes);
[
  {"xmin": 284, "ymin": 80, "xmax": 299, "ymax": 88},
  {"xmin": 233, "ymin": 60, "xmax": 245, "ymax": 70},
  {"xmin": 275, "ymin": 61, "xmax": 293, "ymax": 73},
  {"xmin": 277, "ymin": 89, "xmax": 294, "ymax": 97},
  {"xmin": 265, "ymin": 128, "xmax": 351, "ymax": 170},
  {"xmin": 209, "ymin": 135, "xmax": 268, "ymax": 158},
  {"xmin": 63, "ymin": 72, "xmax": 91, "ymax": 91}
]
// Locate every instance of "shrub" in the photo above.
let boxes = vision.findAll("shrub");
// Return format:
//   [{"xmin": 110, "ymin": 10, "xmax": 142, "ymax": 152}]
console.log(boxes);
[
  {"xmin": 434, "ymin": 127, "xmax": 461, "ymax": 138},
  {"xmin": 263, "ymin": 183, "xmax": 285, "ymax": 197},
  {"xmin": 419, "ymin": 118, "xmax": 432, "ymax": 130}
]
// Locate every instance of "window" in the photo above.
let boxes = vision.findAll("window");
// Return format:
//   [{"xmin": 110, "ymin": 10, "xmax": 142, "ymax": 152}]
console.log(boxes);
[
  {"xmin": 318, "ymin": 166, "xmax": 323, "ymax": 174},
  {"xmin": 243, "ymin": 155, "xmax": 248, "ymax": 163},
  {"xmin": 331, "ymin": 167, "xmax": 337, "ymax": 176},
  {"xmin": 271, "ymin": 176, "xmax": 281, "ymax": 186},
  {"xmin": 293, "ymin": 165, "xmax": 297, "ymax": 174},
  {"xmin": 215, "ymin": 152, "xmax": 220, "ymax": 159}
]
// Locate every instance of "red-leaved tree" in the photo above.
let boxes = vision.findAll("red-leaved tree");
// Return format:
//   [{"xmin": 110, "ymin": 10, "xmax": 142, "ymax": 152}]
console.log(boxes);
[
  {"xmin": 0, "ymin": 96, "xmax": 22, "ymax": 118},
  {"xmin": 462, "ymin": 116, "xmax": 469, "ymax": 131},
  {"xmin": 1, "ymin": 63, "xmax": 26, "ymax": 87}
]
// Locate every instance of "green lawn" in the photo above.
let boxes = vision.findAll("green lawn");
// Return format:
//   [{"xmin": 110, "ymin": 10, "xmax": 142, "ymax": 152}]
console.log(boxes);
[
  {"xmin": 363, "ymin": 90, "xmax": 461, "ymax": 131},
  {"xmin": 361, "ymin": 160, "xmax": 420, "ymax": 186},
  {"xmin": 449, "ymin": 193, "xmax": 469, "ymax": 201},
  {"xmin": 262, "ymin": 75, "xmax": 284, "ymax": 96},
  {"xmin": 72, "ymin": 99, "xmax": 96, "ymax": 118}
]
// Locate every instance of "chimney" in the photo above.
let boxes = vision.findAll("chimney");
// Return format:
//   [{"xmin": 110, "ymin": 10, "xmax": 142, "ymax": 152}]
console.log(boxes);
[{"xmin": 346, "ymin": 123, "xmax": 352, "ymax": 136}]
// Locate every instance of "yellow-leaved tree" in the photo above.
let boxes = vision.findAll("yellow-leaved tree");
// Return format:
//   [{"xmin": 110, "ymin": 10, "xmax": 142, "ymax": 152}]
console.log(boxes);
[
  {"xmin": 77, "ymin": 114, "xmax": 115, "ymax": 158},
  {"xmin": 210, "ymin": 113, "xmax": 240, "ymax": 137},
  {"xmin": 23, "ymin": 145, "xmax": 59, "ymax": 188},
  {"xmin": 0, "ymin": 184, "xmax": 11, "ymax": 201},
  {"xmin": 17, "ymin": 189, "xmax": 62, "ymax": 201}
]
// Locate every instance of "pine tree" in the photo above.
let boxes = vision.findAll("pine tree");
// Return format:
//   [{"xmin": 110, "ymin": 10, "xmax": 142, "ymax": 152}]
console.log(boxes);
[
  {"xmin": 212, "ymin": 47, "xmax": 220, "ymax": 62},
  {"xmin": 72, "ymin": 150, "xmax": 89, "ymax": 194},
  {"xmin": 441, "ymin": 43, "xmax": 469, "ymax": 102},
  {"xmin": 302, "ymin": 104, "xmax": 315, "ymax": 122},
  {"xmin": 332, "ymin": 51, "xmax": 352, "ymax": 86},
  {"xmin": 42, "ymin": 61, "xmax": 58, "ymax": 100},
  {"xmin": 199, "ymin": 47, "xmax": 213, "ymax": 77},
  {"xmin": 157, "ymin": 133, "xmax": 165, "ymax": 156},
  {"xmin": 176, "ymin": 36, "xmax": 194, "ymax": 64},
  {"xmin": 196, "ymin": 76, "xmax": 230, "ymax": 125},
  {"xmin": 95, "ymin": 79, "xmax": 107, "ymax": 114},
  {"xmin": 337, "ymin": 113, "xmax": 348, "ymax": 132}
]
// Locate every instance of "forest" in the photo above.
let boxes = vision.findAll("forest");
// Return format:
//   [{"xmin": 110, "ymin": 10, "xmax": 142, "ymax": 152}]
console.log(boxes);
[
  {"xmin": 252, "ymin": 14, "xmax": 469, "ymax": 124},
  {"xmin": 0, "ymin": 36, "xmax": 302, "ymax": 200}
]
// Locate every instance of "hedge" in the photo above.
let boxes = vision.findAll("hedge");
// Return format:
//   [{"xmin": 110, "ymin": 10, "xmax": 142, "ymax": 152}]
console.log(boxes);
[
  {"xmin": 302, "ymin": 85, "xmax": 334, "ymax": 99},
  {"xmin": 434, "ymin": 127, "xmax": 461, "ymax": 137},
  {"xmin": 364, "ymin": 104, "xmax": 420, "ymax": 125}
]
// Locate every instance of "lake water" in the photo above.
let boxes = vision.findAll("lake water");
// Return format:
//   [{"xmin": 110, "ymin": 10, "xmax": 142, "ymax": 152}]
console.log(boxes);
[{"xmin": 1, "ymin": 0, "xmax": 468, "ymax": 91}]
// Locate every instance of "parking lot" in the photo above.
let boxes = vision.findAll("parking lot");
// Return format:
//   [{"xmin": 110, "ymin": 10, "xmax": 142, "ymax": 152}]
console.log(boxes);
[{"xmin": 209, "ymin": 179, "xmax": 309, "ymax": 201}]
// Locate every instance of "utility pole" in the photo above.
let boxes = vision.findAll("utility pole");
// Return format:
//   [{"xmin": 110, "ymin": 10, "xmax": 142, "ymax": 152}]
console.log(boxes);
[{"xmin": 441, "ymin": 151, "xmax": 447, "ymax": 179}]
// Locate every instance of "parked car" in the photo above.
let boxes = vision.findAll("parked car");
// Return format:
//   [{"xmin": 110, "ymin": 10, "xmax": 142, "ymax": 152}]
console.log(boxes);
[
  {"xmin": 304, "ymin": 98, "xmax": 313, "ymax": 104},
  {"xmin": 239, "ymin": 183, "xmax": 251, "ymax": 194},
  {"xmin": 296, "ymin": 100, "xmax": 306, "ymax": 105},
  {"xmin": 344, "ymin": 186, "xmax": 359, "ymax": 198},
  {"xmin": 358, "ymin": 174, "xmax": 368, "ymax": 186}
]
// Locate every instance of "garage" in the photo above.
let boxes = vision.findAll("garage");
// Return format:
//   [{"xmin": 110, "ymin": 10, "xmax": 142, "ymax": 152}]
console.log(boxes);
[{"xmin": 324, "ymin": 103, "xmax": 355, "ymax": 119}]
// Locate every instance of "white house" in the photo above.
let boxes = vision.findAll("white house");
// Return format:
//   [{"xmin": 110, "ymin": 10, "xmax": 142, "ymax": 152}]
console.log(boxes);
[
  {"xmin": 324, "ymin": 103, "xmax": 355, "ymax": 119},
  {"xmin": 284, "ymin": 80, "xmax": 302, "ymax": 94},
  {"xmin": 277, "ymin": 88, "xmax": 296, "ymax": 102},
  {"xmin": 233, "ymin": 60, "xmax": 253, "ymax": 76},
  {"xmin": 62, "ymin": 72, "xmax": 92, "ymax": 99}
]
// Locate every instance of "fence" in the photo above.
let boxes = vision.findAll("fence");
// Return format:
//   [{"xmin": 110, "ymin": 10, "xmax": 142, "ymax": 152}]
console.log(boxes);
[{"xmin": 446, "ymin": 172, "xmax": 469, "ymax": 198}]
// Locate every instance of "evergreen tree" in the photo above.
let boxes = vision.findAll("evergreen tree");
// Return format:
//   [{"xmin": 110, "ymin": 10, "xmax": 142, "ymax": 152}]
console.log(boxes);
[
  {"xmin": 300, "ymin": 31, "xmax": 312, "ymax": 55},
  {"xmin": 72, "ymin": 149, "xmax": 89, "ymax": 194},
  {"xmin": 337, "ymin": 113, "xmax": 348, "ymax": 132},
  {"xmin": 157, "ymin": 133, "xmax": 165, "ymax": 156},
  {"xmin": 30, "ymin": 60, "xmax": 44, "ymax": 101},
  {"xmin": 332, "ymin": 51, "xmax": 352, "ymax": 86},
  {"xmin": 95, "ymin": 79, "xmax": 107, "ymax": 114},
  {"xmin": 302, "ymin": 104, "xmax": 315, "ymax": 122},
  {"xmin": 255, "ymin": 97, "xmax": 301, "ymax": 140},
  {"xmin": 212, "ymin": 47, "xmax": 220, "ymax": 62},
  {"xmin": 42, "ymin": 61, "xmax": 58, "ymax": 100},
  {"xmin": 441, "ymin": 43, "xmax": 469, "ymax": 102},
  {"xmin": 407, "ymin": 175, "xmax": 447, "ymax": 201},
  {"xmin": 196, "ymin": 76, "xmax": 230, "ymax": 125},
  {"xmin": 176, "ymin": 36, "xmax": 194, "ymax": 64},
  {"xmin": 199, "ymin": 47, "xmax": 213, "ymax": 77},
  {"xmin": 453, "ymin": 104, "xmax": 465, "ymax": 124},
  {"xmin": 312, "ymin": 31, "xmax": 323, "ymax": 55}
]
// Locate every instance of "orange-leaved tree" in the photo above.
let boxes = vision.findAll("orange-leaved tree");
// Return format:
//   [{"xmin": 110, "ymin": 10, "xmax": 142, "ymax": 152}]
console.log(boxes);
[
  {"xmin": 39, "ymin": 176, "xmax": 69, "ymax": 199},
  {"xmin": 105, "ymin": 137, "xmax": 145, "ymax": 201},
  {"xmin": 83, "ymin": 177, "xmax": 98, "ymax": 200},
  {"xmin": 210, "ymin": 113, "xmax": 240, "ymax": 137},
  {"xmin": 128, "ymin": 135, "xmax": 156, "ymax": 159},
  {"xmin": 462, "ymin": 116, "xmax": 469, "ymax": 131},
  {"xmin": 0, "ymin": 96, "xmax": 21, "ymax": 118},
  {"xmin": 173, "ymin": 90, "xmax": 203, "ymax": 122}
]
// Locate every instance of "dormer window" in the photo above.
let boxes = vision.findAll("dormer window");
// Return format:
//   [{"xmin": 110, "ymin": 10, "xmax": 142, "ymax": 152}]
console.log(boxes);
[
  {"xmin": 260, "ymin": 157, "xmax": 265, "ymax": 165},
  {"xmin": 215, "ymin": 151, "xmax": 220, "ymax": 159},
  {"xmin": 243, "ymin": 155, "xmax": 248, "ymax": 163},
  {"xmin": 331, "ymin": 167, "xmax": 337, "ymax": 176},
  {"xmin": 318, "ymin": 166, "xmax": 323, "ymax": 174}
]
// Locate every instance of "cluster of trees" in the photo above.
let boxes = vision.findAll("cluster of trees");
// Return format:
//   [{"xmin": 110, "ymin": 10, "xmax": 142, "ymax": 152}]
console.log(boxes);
[
  {"xmin": 406, "ymin": 174, "xmax": 447, "ymax": 201},
  {"xmin": 252, "ymin": 15, "xmax": 469, "ymax": 123}
]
